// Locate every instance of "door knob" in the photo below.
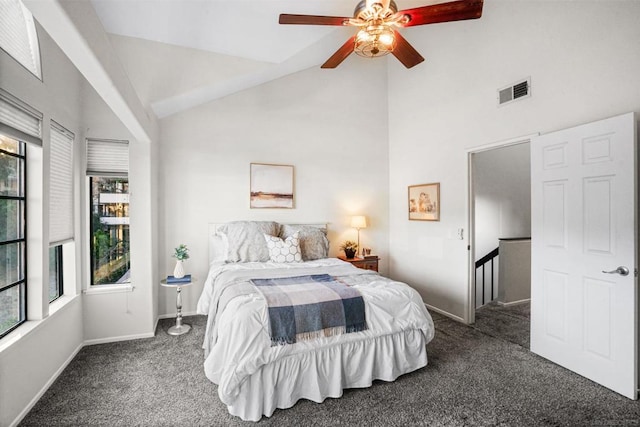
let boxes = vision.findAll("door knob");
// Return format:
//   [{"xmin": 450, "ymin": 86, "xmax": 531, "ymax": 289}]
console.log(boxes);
[{"xmin": 601, "ymin": 266, "xmax": 630, "ymax": 276}]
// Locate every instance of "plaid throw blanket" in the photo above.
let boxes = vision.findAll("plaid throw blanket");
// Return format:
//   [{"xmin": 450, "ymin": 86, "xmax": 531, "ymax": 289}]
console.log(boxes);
[{"xmin": 251, "ymin": 274, "xmax": 367, "ymax": 346}]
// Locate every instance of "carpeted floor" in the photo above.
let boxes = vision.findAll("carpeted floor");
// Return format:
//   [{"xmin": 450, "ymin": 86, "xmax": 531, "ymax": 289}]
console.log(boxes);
[
  {"xmin": 20, "ymin": 306, "xmax": 640, "ymax": 426},
  {"xmin": 473, "ymin": 301, "xmax": 531, "ymax": 348}
]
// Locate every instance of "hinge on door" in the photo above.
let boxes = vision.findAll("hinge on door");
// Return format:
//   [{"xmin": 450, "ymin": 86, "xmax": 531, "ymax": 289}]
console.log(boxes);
[{"xmin": 635, "ymin": 268, "xmax": 638, "ymax": 277}]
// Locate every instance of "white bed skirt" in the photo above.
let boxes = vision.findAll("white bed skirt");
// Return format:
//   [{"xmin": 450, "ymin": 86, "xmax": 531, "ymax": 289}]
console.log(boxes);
[{"xmin": 223, "ymin": 328, "xmax": 429, "ymax": 421}]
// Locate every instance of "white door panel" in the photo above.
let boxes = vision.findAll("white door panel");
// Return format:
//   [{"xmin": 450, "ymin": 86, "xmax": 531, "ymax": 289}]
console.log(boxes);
[
  {"xmin": 531, "ymin": 112, "xmax": 637, "ymax": 399},
  {"xmin": 542, "ymin": 181, "xmax": 568, "ymax": 249}
]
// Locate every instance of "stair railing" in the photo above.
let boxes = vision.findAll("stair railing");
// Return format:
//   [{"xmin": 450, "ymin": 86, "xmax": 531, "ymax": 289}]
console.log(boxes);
[{"xmin": 475, "ymin": 247, "xmax": 499, "ymax": 306}]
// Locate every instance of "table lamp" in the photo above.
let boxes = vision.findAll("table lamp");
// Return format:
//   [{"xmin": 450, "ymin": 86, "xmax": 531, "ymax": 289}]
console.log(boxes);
[{"xmin": 350, "ymin": 215, "xmax": 367, "ymax": 257}]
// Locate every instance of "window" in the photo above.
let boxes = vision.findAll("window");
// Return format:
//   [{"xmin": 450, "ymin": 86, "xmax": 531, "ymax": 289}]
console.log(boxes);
[
  {"xmin": 0, "ymin": 135, "xmax": 26, "ymax": 338},
  {"xmin": 0, "ymin": 0, "xmax": 42, "ymax": 79},
  {"xmin": 49, "ymin": 121, "xmax": 74, "ymax": 300},
  {"xmin": 90, "ymin": 177, "xmax": 130, "ymax": 285},
  {"xmin": 87, "ymin": 139, "xmax": 129, "ymax": 287},
  {"xmin": 49, "ymin": 245, "xmax": 62, "ymax": 302}
]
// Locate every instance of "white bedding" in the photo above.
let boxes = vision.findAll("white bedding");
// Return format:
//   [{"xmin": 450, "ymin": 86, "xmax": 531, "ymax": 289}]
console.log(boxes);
[{"xmin": 196, "ymin": 258, "xmax": 435, "ymax": 421}]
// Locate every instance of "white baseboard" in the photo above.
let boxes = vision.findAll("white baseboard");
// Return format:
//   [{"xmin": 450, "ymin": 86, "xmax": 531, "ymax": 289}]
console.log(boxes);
[
  {"xmin": 83, "ymin": 331, "xmax": 155, "ymax": 346},
  {"xmin": 10, "ymin": 342, "xmax": 83, "ymax": 427},
  {"xmin": 425, "ymin": 303, "xmax": 466, "ymax": 323},
  {"xmin": 497, "ymin": 298, "xmax": 530, "ymax": 307}
]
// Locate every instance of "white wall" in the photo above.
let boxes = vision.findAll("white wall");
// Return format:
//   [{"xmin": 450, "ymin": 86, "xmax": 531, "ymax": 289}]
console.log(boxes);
[
  {"xmin": 81, "ymin": 138, "xmax": 158, "ymax": 343},
  {"xmin": 473, "ymin": 143, "xmax": 531, "ymax": 259},
  {"xmin": 0, "ymin": 297, "xmax": 83, "ymax": 427},
  {"xmin": 0, "ymin": 14, "xmax": 156, "ymax": 425},
  {"xmin": 388, "ymin": 0, "xmax": 640, "ymax": 321},
  {"xmin": 0, "ymin": 24, "xmax": 87, "ymax": 427},
  {"xmin": 157, "ymin": 60, "xmax": 390, "ymax": 316},
  {"xmin": 22, "ymin": 1, "xmax": 161, "ymax": 344}
]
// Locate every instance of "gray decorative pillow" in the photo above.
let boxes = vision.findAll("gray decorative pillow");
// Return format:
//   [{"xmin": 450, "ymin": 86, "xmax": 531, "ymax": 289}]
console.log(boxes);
[
  {"xmin": 218, "ymin": 221, "xmax": 281, "ymax": 262},
  {"xmin": 280, "ymin": 224, "xmax": 329, "ymax": 261}
]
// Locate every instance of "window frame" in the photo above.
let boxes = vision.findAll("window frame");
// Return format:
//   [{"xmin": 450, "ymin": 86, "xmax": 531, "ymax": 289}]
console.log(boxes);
[
  {"xmin": 88, "ymin": 176, "xmax": 130, "ymax": 287},
  {"xmin": 48, "ymin": 245, "xmax": 63, "ymax": 303},
  {"xmin": 0, "ymin": 138, "xmax": 27, "ymax": 339}
]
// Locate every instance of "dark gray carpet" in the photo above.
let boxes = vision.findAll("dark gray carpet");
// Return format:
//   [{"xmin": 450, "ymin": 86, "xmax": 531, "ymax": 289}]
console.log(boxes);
[
  {"xmin": 473, "ymin": 301, "xmax": 531, "ymax": 348},
  {"xmin": 20, "ymin": 310, "xmax": 640, "ymax": 426}
]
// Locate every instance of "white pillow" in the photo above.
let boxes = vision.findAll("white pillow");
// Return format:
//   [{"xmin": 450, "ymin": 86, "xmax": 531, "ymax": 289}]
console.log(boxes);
[
  {"xmin": 210, "ymin": 233, "xmax": 228, "ymax": 263},
  {"xmin": 264, "ymin": 232, "xmax": 302, "ymax": 263}
]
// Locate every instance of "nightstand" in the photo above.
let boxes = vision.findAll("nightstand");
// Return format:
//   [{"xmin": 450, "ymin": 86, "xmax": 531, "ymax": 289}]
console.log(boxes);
[
  {"xmin": 338, "ymin": 256, "xmax": 379, "ymax": 272},
  {"xmin": 160, "ymin": 277, "xmax": 196, "ymax": 336}
]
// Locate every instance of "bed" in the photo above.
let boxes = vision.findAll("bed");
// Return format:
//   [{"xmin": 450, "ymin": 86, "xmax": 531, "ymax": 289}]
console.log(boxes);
[{"xmin": 196, "ymin": 221, "xmax": 435, "ymax": 421}]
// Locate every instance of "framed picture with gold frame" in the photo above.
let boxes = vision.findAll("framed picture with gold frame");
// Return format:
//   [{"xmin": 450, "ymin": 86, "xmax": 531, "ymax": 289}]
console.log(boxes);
[
  {"xmin": 408, "ymin": 182, "xmax": 440, "ymax": 221},
  {"xmin": 250, "ymin": 163, "xmax": 294, "ymax": 208}
]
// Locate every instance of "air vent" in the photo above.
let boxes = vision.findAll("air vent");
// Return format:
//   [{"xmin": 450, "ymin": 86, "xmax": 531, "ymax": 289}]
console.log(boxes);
[{"xmin": 498, "ymin": 77, "xmax": 531, "ymax": 106}]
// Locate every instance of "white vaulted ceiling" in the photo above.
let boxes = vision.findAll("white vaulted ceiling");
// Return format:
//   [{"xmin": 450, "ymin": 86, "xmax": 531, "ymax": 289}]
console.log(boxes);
[
  {"xmin": 90, "ymin": 0, "xmax": 354, "ymax": 64},
  {"xmin": 88, "ymin": 0, "xmax": 430, "ymax": 117}
]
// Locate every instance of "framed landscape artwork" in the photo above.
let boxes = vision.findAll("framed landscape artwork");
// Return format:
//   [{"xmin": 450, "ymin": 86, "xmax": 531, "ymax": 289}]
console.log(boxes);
[
  {"xmin": 408, "ymin": 182, "xmax": 440, "ymax": 221},
  {"xmin": 250, "ymin": 163, "xmax": 294, "ymax": 209}
]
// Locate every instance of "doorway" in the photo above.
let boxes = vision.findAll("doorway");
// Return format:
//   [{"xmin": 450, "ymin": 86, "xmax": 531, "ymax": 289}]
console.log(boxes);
[
  {"xmin": 467, "ymin": 136, "xmax": 533, "ymax": 327},
  {"xmin": 466, "ymin": 114, "xmax": 638, "ymax": 398}
]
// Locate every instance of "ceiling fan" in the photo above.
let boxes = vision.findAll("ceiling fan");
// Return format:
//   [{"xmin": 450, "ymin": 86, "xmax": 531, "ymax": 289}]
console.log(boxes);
[{"xmin": 279, "ymin": 0, "xmax": 483, "ymax": 69}]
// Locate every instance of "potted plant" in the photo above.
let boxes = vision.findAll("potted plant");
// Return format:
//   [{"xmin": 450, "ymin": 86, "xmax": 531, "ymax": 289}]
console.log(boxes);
[
  {"xmin": 340, "ymin": 240, "xmax": 358, "ymax": 259},
  {"xmin": 172, "ymin": 244, "xmax": 189, "ymax": 278}
]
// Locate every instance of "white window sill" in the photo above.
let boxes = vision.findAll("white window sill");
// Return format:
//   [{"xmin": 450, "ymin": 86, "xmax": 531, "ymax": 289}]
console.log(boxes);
[
  {"xmin": 83, "ymin": 283, "xmax": 134, "ymax": 295},
  {"xmin": 49, "ymin": 294, "xmax": 75, "ymax": 315},
  {"xmin": 0, "ymin": 294, "xmax": 79, "ymax": 355}
]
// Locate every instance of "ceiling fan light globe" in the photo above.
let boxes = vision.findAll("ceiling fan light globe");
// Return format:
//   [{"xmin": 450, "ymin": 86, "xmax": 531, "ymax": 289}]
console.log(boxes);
[
  {"xmin": 380, "ymin": 34, "xmax": 394, "ymax": 47},
  {"xmin": 356, "ymin": 29, "xmax": 373, "ymax": 42},
  {"xmin": 379, "ymin": 32, "xmax": 395, "ymax": 47},
  {"xmin": 354, "ymin": 38, "xmax": 393, "ymax": 58}
]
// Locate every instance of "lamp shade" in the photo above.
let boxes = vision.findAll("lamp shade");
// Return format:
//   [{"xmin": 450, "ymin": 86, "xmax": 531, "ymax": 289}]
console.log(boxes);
[{"xmin": 351, "ymin": 215, "xmax": 368, "ymax": 229}]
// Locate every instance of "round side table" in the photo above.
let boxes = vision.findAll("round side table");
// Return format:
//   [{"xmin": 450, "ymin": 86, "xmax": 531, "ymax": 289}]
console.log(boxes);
[{"xmin": 160, "ymin": 278, "xmax": 196, "ymax": 336}]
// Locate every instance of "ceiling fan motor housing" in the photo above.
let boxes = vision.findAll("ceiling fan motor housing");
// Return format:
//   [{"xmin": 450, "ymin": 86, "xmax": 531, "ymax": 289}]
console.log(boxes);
[{"xmin": 354, "ymin": 0, "xmax": 398, "ymax": 19}]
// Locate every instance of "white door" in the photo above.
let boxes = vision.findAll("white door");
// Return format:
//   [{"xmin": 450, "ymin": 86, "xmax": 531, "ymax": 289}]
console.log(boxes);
[{"xmin": 530, "ymin": 112, "xmax": 638, "ymax": 399}]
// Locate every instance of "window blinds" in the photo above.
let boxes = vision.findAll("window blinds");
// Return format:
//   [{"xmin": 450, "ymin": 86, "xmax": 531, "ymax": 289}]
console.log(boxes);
[
  {"xmin": 86, "ymin": 139, "xmax": 129, "ymax": 176},
  {"xmin": 0, "ymin": 0, "xmax": 42, "ymax": 79},
  {"xmin": 49, "ymin": 121, "xmax": 74, "ymax": 245},
  {"xmin": 0, "ymin": 89, "xmax": 42, "ymax": 146}
]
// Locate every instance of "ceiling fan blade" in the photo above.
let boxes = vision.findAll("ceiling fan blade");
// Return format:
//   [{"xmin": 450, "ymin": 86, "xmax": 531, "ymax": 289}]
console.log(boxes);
[
  {"xmin": 391, "ymin": 31, "xmax": 425, "ymax": 68},
  {"xmin": 321, "ymin": 36, "xmax": 357, "ymax": 69},
  {"xmin": 398, "ymin": 0, "xmax": 484, "ymax": 27},
  {"xmin": 279, "ymin": 14, "xmax": 350, "ymax": 26}
]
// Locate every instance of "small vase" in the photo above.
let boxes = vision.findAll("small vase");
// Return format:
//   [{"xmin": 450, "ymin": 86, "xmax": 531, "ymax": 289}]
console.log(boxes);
[{"xmin": 173, "ymin": 260, "xmax": 185, "ymax": 279}]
